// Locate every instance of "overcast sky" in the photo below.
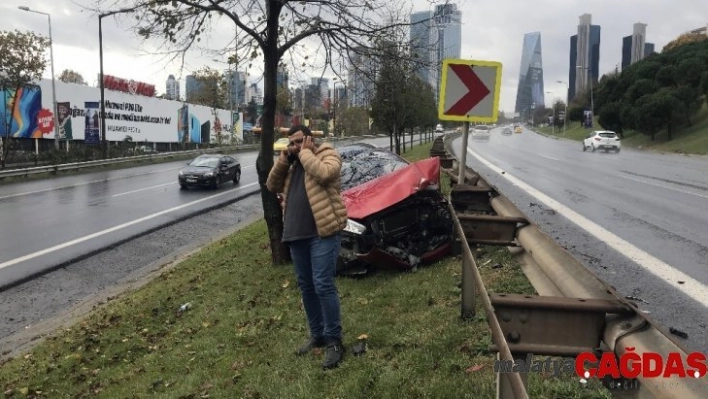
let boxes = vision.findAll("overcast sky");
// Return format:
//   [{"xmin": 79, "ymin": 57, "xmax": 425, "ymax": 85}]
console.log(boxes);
[{"xmin": 3, "ymin": 0, "xmax": 706, "ymax": 114}]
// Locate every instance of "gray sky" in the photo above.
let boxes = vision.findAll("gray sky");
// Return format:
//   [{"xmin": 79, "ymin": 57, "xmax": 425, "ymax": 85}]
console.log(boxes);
[{"xmin": 3, "ymin": 0, "xmax": 706, "ymax": 113}]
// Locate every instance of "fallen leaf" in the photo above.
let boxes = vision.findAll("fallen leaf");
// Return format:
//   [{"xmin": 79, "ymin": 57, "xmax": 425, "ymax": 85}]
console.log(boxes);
[
  {"xmin": 282, "ymin": 280, "xmax": 290, "ymax": 288},
  {"xmin": 357, "ymin": 334, "xmax": 369, "ymax": 340},
  {"xmin": 465, "ymin": 364, "xmax": 484, "ymax": 373}
]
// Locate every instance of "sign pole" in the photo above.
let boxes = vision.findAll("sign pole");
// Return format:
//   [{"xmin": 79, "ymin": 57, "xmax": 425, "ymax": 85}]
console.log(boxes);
[{"xmin": 458, "ymin": 121, "xmax": 470, "ymax": 184}]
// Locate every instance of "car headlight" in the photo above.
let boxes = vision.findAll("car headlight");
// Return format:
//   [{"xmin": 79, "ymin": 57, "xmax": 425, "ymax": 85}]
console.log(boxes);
[
  {"xmin": 204, "ymin": 172, "xmax": 214, "ymax": 177},
  {"xmin": 344, "ymin": 219, "xmax": 366, "ymax": 235}
]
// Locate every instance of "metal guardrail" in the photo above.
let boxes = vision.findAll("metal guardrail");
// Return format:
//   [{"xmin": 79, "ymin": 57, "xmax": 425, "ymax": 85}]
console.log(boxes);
[
  {"xmin": 433, "ymin": 133, "xmax": 708, "ymax": 399},
  {"xmin": 0, "ymin": 135, "xmax": 383, "ymax": 180}
]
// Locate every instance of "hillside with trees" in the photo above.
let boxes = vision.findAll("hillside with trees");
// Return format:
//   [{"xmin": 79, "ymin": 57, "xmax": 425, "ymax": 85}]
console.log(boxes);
[{"xmin": 593, "ymin": 36, "xmax": 708, "ymax": 141}]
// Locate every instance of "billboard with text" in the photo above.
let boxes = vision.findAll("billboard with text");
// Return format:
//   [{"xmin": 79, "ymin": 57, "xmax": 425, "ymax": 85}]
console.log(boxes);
[{"xmin": 1, "ymin": 79, "xmax": 243, "ymax": 144}]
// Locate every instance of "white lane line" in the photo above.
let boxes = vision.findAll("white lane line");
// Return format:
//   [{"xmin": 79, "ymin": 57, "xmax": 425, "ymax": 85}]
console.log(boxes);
[
  {"xmin": 466, "ymin": 147, "xmax": 708, "ymax": 305},
  {"xmin": 112, "ymin": 182, "xmax": 177, "ymax": 197},
  {"xmin": 539, "ymin": 154, "xmax": 559, "ymax": 161},
  {"xmin": 618, "ymin": 174, "xmax": 708, "ymax": 200},
  {"xmin": 1, "ymin": 164, "xmax": 256, "ymax": 201},
  {"xmin": 0, "ymin": 166, "xmax": 182, "ymax": 201},
  {"xmin": 0, "ymin": 182, "xmax": 258, "ymax": 270}
]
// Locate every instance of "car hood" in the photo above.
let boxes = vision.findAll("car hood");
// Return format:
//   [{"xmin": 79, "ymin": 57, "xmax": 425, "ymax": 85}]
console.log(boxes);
[
  {"xmin": 342, "ymin": 157, "xmax": 441, "ymax": 220},
  {"xmin": 181, "ymin": 166, "xmax": 216, "ymax": 174}
]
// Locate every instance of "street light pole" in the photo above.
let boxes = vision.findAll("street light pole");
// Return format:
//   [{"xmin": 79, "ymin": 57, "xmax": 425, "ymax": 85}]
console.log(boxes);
[
  {"xmin": 556, "ymin": 80, "xmax": 568, "ymax": 136},
  {"xmin": 19, "ymin": 6, "xmax": 59, "ymax": 150},
  {"xmin": 99, "ymin": 13, "xmax": 107, "ymax": 158},
  {"xmin": 546, "ymin": 91, "xmax": 555, "ymax": 135}
]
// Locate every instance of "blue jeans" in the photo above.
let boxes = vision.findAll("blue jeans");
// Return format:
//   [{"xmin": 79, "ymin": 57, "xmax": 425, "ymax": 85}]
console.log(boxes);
[{"xmin": 289, "ymin": 234, "xmax": 342, "ymax": 342}]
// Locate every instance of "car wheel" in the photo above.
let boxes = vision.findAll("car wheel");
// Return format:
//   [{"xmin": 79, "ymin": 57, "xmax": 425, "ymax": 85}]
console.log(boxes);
[
  {"xmin": 582, "ymin": 144, "xmax": 587, "ymax": 152},
  {"xmin": 616, "ymin": 148, "xmax": 621, "ymax": 154},
  {"xmin": 592, "ymin": 145, "xmax": 596, "ymax": 152},
  {"xmin": 233, "ymin": 170, "xmax": 241, "ymax": 184},
  {"xmin": 213, "ymin": 176, "xmax": 221, "ymax": 190},
  {"xmin": 180, "ymin": 184, "xmax": 188, "ymax": 190}
]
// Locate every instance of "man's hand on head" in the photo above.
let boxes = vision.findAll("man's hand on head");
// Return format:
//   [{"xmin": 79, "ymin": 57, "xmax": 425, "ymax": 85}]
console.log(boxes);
[{"xmin": 301, "ymin": 135, "xmax": 315, "ymax": 152}]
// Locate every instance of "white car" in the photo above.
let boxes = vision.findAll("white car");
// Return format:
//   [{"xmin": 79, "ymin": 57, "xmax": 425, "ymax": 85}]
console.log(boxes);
[
  {"xmin": 435, "ymin": 124, "xmax": 444, "ymax": 133},
  {"xmin": 583, "ymin": 130, "xmax": 621, "ymax": 153},
  {"xmin": 471, "ymin": 125, "xmax": 491, "ymax": 140}
]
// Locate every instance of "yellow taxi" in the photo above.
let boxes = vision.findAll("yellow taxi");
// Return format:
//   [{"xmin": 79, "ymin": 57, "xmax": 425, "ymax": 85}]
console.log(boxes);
[
  {"xmin": 514, "ymin": 126, "xmax": 523, "ymax": 134},
  {"xmin": 273, "ymin": 138, "xmax": 290, "ymax": 152}
]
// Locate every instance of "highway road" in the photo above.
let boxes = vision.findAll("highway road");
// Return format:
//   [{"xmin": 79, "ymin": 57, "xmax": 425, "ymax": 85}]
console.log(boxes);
[
  {"xmin": 451, "ymin": 127, "xmax": 708, "ymax": 353},
  {"xmin": 0, "ymin": 136, "xmax": 393, "ymax": 289}
]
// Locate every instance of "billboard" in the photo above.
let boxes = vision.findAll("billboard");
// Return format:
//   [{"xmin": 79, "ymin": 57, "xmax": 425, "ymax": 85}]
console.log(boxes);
[{"xmin": 1, "ymin": 79, "xmax": 243, "ymax": 144}]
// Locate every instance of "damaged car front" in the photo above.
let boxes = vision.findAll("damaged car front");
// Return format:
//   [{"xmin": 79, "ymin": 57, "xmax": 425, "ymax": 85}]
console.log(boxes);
[{"xmin": 337, "ymin": 144, "xmax": 453, "ymax": 276}]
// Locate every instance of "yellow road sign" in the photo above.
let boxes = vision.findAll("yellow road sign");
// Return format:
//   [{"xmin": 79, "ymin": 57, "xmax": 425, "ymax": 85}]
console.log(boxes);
[{"xmin": 438, "ymin": 59, "xmax": 502, "ymax": 123}]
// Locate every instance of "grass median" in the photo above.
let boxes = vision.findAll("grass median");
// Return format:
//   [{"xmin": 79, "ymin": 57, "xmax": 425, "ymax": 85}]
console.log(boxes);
[{"xmin": 0, "ymin": 139, "xmax": 610, "ymax": 398}]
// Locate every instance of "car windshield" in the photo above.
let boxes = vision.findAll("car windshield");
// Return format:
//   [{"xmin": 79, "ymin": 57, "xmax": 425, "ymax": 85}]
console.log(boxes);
[
  {"xmin": 276, "ymin": 138, "xmax": 289, "ymax": 144},
  {"xmin": 599, "ymin": 133, "xmax": 617, "ymax": 138},
  {"xmin": 189, "ymin": 157, "xmax": 219, "ymax": 168},
  {"xmin": 339, "ymin": 145, "xmax": 410, "ymax": 191}
]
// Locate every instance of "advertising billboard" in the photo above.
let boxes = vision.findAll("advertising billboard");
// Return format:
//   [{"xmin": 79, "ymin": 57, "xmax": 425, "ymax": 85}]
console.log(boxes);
[{"xmin": 1, "ymin": 79, "xmax": 243, "ymax": 144}]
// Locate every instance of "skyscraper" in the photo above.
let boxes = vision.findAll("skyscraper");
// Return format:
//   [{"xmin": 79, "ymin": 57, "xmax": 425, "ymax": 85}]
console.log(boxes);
[
  {"xmin": 185, "ymin": 75, "xmax": 201, "ymax": 103},
  {"xmin": 410, "ymin": 10, "xmax": 433, "ymax": 86},
  {"xmin": 347, "ymin": 46, "xmax": 376, "ymax": 108},
  {"xmin": 515, "ymin": 32, "xmax": 545, "ymax": 117},
  {"xmin": 622, "ymin": 23, "xmax": 654, "ymax": 70},
  {"xmin": 165, "ymin": 75, "xmax": 180, "ymax": 100},
  {"xmin": 224, "ymin": 71, "xmax": 247, "ymax": 107},
  {"xmin": 432, "ymin": 3, "xmax": 462, "ymax": 103},
  {"xmin": 569, "ymin": 14, "xmax": 600, "ymax": 103}
]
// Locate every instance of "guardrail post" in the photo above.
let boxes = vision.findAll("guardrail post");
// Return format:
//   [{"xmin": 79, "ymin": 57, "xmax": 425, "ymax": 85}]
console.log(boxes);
[
  {"xmin": 457, "ymin": 122, "xmax": 470, "ymax": 184},
  {"xmin": 496, "ymin": 352, "xmax": 529, "ymax": 399},
  {"xmin": 461, "ymin": 253, "xmax": 476, "ymax": 319}
]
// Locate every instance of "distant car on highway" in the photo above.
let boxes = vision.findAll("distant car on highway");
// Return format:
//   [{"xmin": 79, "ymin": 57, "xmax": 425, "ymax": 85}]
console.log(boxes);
[
  {"xmin": 502, "ymin": 127, "xmax": 513, "ymax": 135},
  {"xmin": 178, "ymin": 154, "xmax": 241, "ymax": 189},
  {"xmin": 514, "ymin": 126, "xmax": 523, "ymax": 134},
  {"xmin": 471, "ymin": 125, "xmax": 491, "ymax": 140},
  {"xmin": 435, "ymin": 124, "xmax": 444, "ymax": 133},
  {"xmin": 583, "ymin": 131, "xmax": 621, "ymax": 153}
]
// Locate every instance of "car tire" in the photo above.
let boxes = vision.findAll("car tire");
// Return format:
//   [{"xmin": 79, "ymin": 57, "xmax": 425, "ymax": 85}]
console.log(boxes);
[
  {"xmin": 233, "ymin": 170, "xmax": 241, "ymax": 184},
  {"xmin": 213, "ymin": 176, "xmax": 221, "ymax": 190},
  {"xmin": 616, "ymin": 148, "xmax": 621, "ymax": 154},
  {"xmin": 180, "ymin": 184, "xmax": 188, "ymax": 190},
  {"xmin": 582, "ymin": 144, "xmax": 587, "ymax": 152},
  {"xmin": 592, "ymin": 145, "xmax": 596, "ymax": 152}
]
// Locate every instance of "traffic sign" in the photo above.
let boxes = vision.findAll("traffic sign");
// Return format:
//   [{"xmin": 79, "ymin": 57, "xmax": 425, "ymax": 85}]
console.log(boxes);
[{"xmin": 438, "ymin": 59, "xmax": 502, "ymax": 123}]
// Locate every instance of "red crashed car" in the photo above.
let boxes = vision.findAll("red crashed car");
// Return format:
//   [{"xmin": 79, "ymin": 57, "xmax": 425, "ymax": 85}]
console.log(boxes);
[{"xmin": 337, "ymin": 144, "xmax": 453, "ymax": 276}]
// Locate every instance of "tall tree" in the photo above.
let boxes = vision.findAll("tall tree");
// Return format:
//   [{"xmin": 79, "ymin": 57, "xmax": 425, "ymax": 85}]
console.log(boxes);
[
  {"xmin": 0, "ymin": 30, "xmax": 49, "ymax": 169},
  {"xmin": 58, "ymin": 69, "xmax": 87, "ymax": 85},
  {"xmin": 95, "ymin": 0, "xmax": 445, "ymax": 264},
  {"xmin": 187, "ymin": 67, "xmax": 227, "ymax": 109}
]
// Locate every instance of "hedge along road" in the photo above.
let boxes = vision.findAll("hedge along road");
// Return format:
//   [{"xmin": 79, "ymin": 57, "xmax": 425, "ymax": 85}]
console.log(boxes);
[{"xmin": 0, "ymin": 136, "xmax": 395, "ymax": 290}]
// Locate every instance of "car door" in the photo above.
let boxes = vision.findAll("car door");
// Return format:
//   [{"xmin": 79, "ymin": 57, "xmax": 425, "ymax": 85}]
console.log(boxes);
[{"xmin": 217, "ymin": 157, "xmax": 230, "ymax": 178}]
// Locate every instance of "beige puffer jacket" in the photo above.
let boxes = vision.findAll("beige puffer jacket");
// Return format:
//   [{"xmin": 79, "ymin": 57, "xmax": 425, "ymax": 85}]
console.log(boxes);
[{"xmin": 266, "ymin": 142, "xmax": 348, "ymax": 238}]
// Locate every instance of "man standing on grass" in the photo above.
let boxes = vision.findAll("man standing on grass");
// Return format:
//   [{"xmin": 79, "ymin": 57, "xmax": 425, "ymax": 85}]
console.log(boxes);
[{"xmin": 266, "ymin": 124, "xmax": 348, "ymax": 369}]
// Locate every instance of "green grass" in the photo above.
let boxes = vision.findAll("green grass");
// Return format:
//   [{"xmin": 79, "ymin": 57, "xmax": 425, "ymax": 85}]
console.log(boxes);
[
  {"xmin": 534, "ymin": 103, "xmax": 708, "ymax": 155},
  {"xmin": 0, "ymin": 140, "xmax": 610, "ymax": 399}
]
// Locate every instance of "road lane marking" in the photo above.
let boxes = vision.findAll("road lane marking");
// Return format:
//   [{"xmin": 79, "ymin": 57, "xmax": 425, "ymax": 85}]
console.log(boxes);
[
  {"xmin": 0, "ymin": 166, "xmax": 182, "ymax": 201},
  {"xmin": 466, "ymin": 146, "xmax": 708, "ymax": 306},
  {"xmin": 0, "ymin": 182, "xmax": 258, "ymax": 270},
  {"xmin": 618, "ymin": 174, "xmax": 708, "ymax": 199},
  {"xmin": 0, "ymin": 164, "xmax": 256, "ymax": 201},
  {"xmin": 539, "ymin": 154, "xmax": 559, "ymax": 161},
  {"xmin": 111, "ymin": 182, "xmax": 178, "ymax": 197}
]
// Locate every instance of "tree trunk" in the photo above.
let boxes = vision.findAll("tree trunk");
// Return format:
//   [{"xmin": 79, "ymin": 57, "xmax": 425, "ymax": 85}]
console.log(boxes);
[
  {"xmin": 667, "ymin": 122, "xmax": 673, "ymax": 141},
  {"xmin": 402, "ymin": 128, "xmax": 406, "ymax": 153},
  {"xmin": 257, "ymin": 3, "xmax": 289, "ymax": 266},
  {"xmin": 389, "ymin": 129, "xmax": 393, "ymax": 152}
]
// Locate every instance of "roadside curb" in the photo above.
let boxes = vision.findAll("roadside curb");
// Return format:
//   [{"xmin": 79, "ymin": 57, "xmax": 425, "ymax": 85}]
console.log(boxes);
[{"xmin": 0, "ymin": 188, "xmax": 262, "ymax": 292}]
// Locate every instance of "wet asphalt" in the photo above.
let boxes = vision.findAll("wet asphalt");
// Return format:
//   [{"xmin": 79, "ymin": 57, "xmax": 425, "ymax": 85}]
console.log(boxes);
[
  {"xmin": 0, "ymin": 136, "xmax": 394, "ymax": 347},
  {"xmin": 451, "ymin": 128, "xmax": 708, "ymax": 354}
]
